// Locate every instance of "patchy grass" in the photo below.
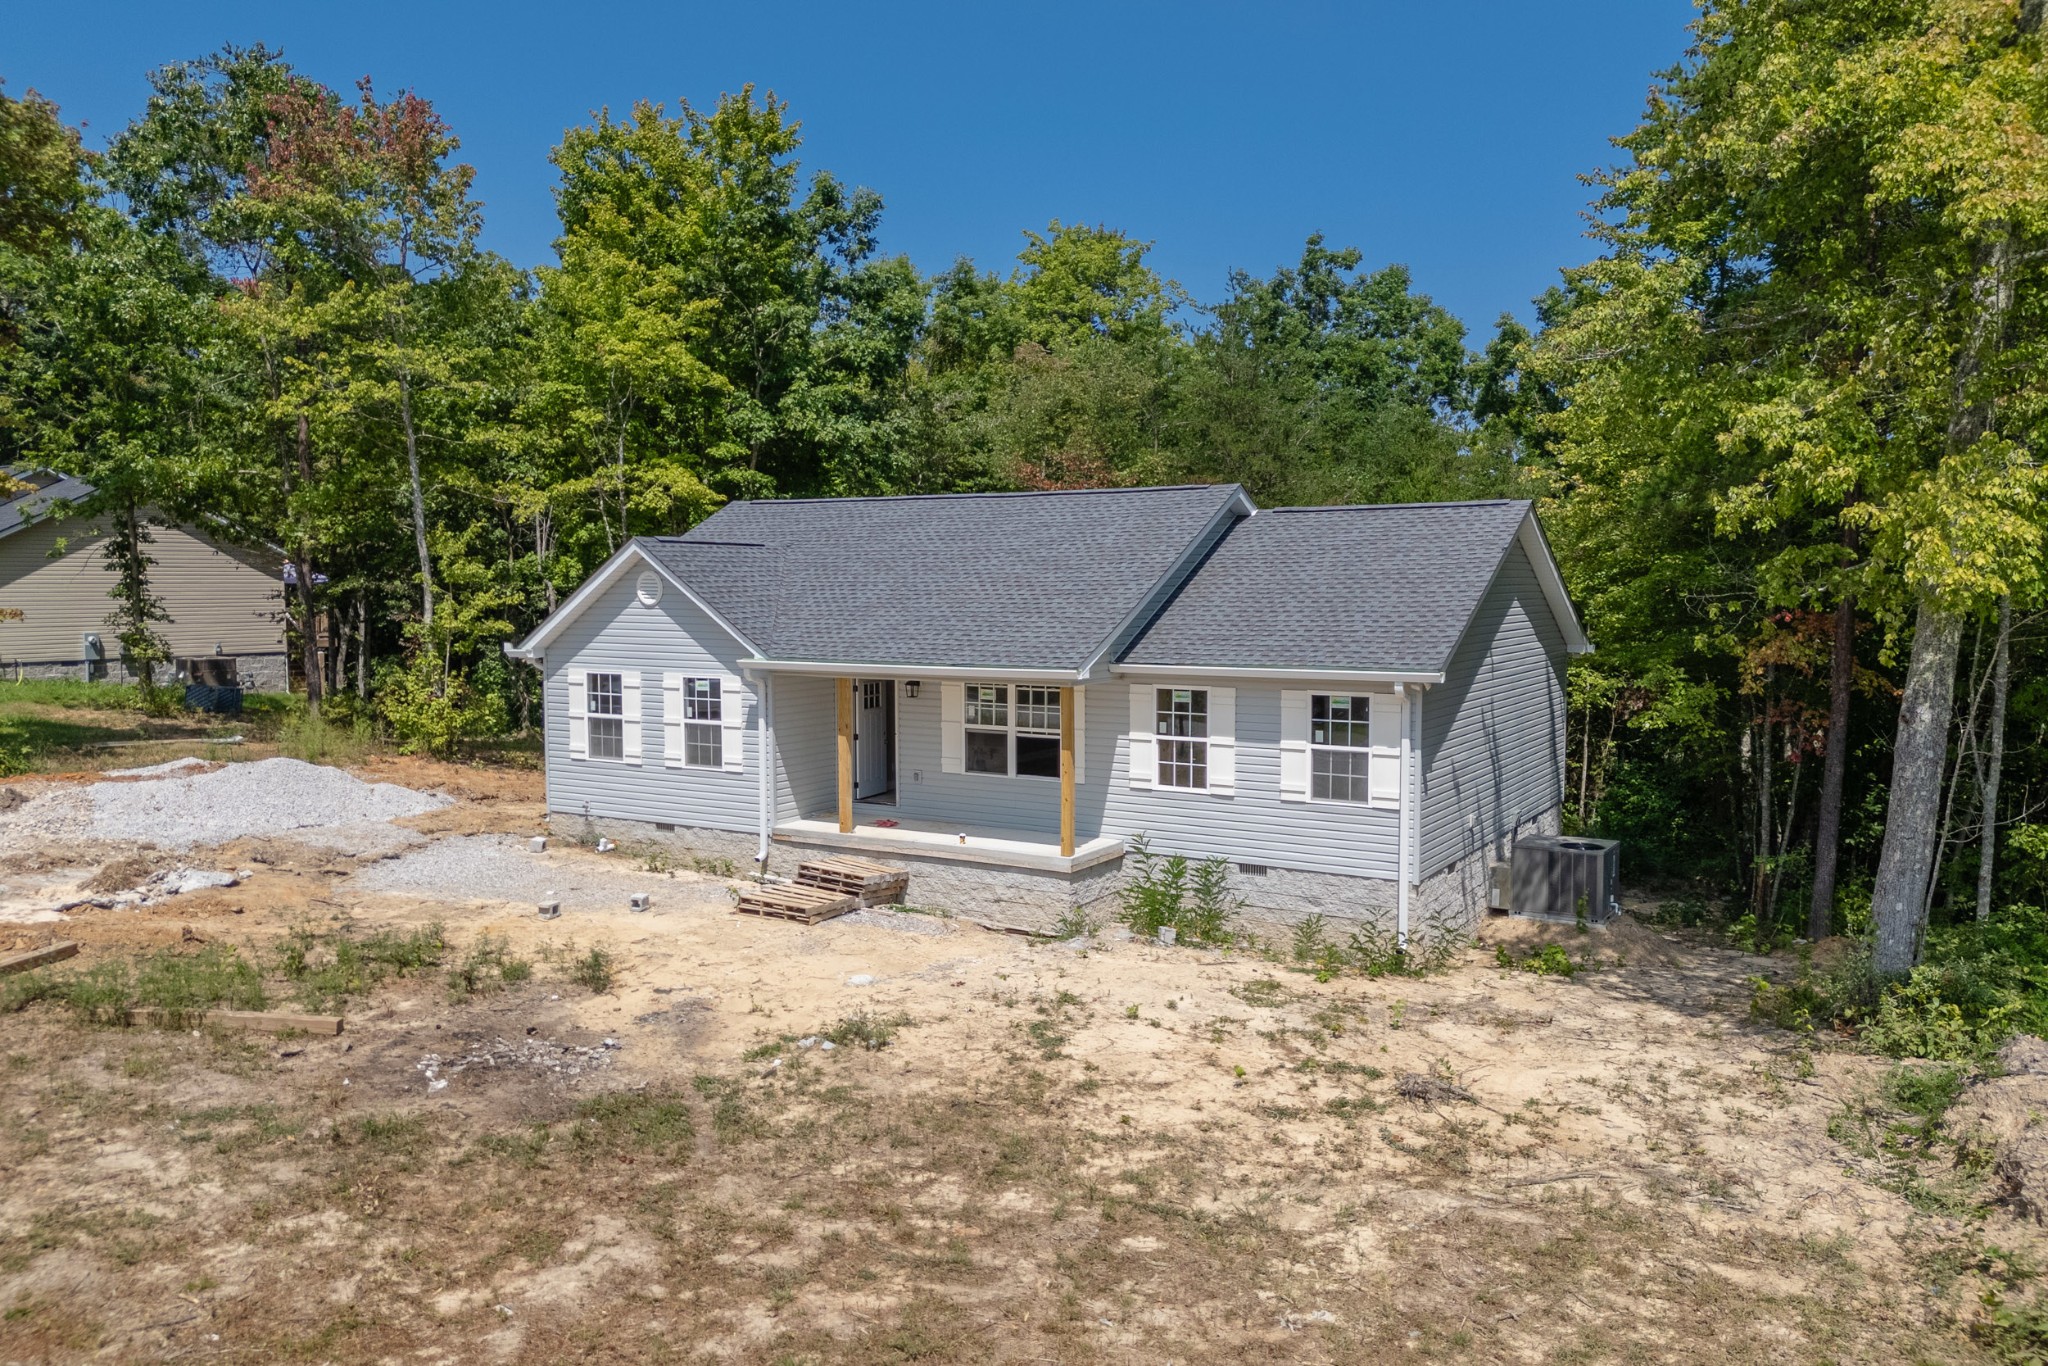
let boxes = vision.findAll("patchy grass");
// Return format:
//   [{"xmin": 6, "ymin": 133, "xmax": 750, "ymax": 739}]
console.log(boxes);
[
  {"xmin": 823, "ymin": 1010, "xmax": 915, "ymax": 1052},
  {"xmin": 569, "ymin": 947, "xmax": 615, "ymax": 994}
]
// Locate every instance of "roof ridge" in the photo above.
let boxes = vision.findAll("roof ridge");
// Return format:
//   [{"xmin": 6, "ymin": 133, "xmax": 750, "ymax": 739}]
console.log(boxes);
[
  {"xmin": 645, "ymin": 536, "xmax": 771, "ymax": 549},
  {"xmin": 1261, "ymin": 499, "xmax": 1530, "ymax": 513},
  {"xmin": 719, "ymin": 483, "xmax": 1237, "ymax": 508}
]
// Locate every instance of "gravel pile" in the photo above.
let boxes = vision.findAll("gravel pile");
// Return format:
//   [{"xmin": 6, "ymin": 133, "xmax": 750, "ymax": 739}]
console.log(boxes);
[
  {"xmin": 355, "ymin": 834, "xmax": 726, "ymax": 914},
  {"xmin": 0, "ymin": 757, "xmax": 449, "ymax": 850}
]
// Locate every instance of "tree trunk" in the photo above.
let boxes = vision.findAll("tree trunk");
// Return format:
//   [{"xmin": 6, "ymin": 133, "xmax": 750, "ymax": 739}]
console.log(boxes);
[
  {"xmin": 1977, "ymin": 595, "xmax": 2013, "ymax": 921},
  {"xmin": 295, "ymin": 412, "xmax": 323, "ymax": 713},
  {"xmin": 1809, "ymin": 590, "xmax": 1855, "ymax": 940},
  {"xmin": 356, "ymin": 593, "xmax": 368, "ymax": 699},
  {"xmin": 401, "ymin": 370, "xmax": 434, "ymax": 629},
  {"xmin": 1755, "ymin": 666, "xmax": 1776, "ymax": 917},
  {"xmin": 1871, "ymin": 598, "xmax": 1965, "ymax": 976}
]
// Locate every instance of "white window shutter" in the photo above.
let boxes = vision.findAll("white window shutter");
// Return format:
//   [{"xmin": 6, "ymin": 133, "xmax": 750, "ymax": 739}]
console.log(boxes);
[
  {"xmin": 662, "ymin": 672, "xmax": 684, "ymax": 767},
  {"xmin": 1207, "ymin": 686, "xmax": 1236, "ymax": 795},
  {"xmin": 566, "ymin": 673, "xmax": 588, "ymax": 760},
  {"xmin": 1279, "ymin": 689, "xmax": 1309, "ymax": 802},
  {"xmin": 1369, "ymin": 692, "xmax": 1403, "ymax": 807},
  {"xmin": 940, "ymin": 682, "xmax": 965, "ymax": 774},
  {"xmin": 1127, "ymin": 684, "xmax": 1156, "ymax": 790},
  {"xmin": 620, "ymin": 670, "xmax": 643, "ymax": 766},
  {"xmin": 1072, "ymin": 685, "xmax": 1085, "ymax": 785},
  {"xmin": 721, "ymin": 675, "xmax": 746, "ymax": 772}
]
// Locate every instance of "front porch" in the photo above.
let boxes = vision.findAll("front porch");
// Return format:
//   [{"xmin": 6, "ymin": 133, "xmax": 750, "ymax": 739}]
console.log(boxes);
[{"xmin": 773, "ymin": 809, "xmax": 1124, "ymax": 875}]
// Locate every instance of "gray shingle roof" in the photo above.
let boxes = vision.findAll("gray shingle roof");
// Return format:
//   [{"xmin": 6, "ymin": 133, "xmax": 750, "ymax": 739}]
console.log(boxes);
[
  {"xmin": 641, "ymin": 484, "xmax": 1247, "ymax": 670},
  {"xmin": 1119, "ymin": 501, "xmax": 1534, "ymax": 674},
  {"xmin": 0, "ymin": 466, "xmax": 94, "ymax": 541}
]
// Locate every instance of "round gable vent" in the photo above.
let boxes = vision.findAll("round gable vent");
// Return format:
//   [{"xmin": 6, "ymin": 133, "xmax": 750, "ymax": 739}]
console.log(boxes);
[{"xmin": 636, "ymin": 570, "xmax": 663, "ymax": 607}]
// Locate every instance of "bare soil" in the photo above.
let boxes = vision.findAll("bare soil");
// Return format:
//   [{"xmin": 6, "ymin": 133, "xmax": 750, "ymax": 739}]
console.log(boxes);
[{"xmin": 0, "ymin": 761, "xmax": 2041, "ymax": 1363}]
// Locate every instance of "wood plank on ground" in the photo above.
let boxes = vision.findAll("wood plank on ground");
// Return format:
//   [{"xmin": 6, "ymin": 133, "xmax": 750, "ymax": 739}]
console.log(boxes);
[
  {"xmin": 735, "ymin": 882, "xmax": 857, "ymax": 925},
  {"xmin": 127, "ymin": 1008, "xmax": 344, "ymax": 1036},
  {"xmin": 0, "ymin": 942, "xmax": 79, "ymax": 975},
  {"xmin": 794, "ymin": 856, "xmax": 909, "ymax": 907}
]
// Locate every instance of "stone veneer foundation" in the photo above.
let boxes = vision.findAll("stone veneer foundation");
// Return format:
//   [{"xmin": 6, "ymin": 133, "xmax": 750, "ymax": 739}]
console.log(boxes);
[{"xmin": 548, "ymin": 804, "xmax": 1565, "ymax": 944}]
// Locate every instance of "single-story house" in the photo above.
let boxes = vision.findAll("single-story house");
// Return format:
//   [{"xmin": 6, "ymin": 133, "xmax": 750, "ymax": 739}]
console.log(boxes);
[
  {"xmin": 504, "ymin": 483, "xmax": 1590, "ymax": 938},
  {"xmin": 0, "ymin": 466, "xmax": 288, "ymax": 690}
]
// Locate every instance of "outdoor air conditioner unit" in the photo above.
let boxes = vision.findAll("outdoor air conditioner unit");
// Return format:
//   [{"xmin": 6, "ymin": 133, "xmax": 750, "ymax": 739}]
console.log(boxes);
[{"xmin": 1509, "ymin": 834, "xmax": 1620, "ymax": 924}]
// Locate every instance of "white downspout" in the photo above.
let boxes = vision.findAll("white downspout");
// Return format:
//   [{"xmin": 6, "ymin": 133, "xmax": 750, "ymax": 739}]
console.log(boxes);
[
  {"xmin": 752, "ymin": 669, "xmax": 774, "ymax": 867},
  {"xmin": 1396, "ymin": 681, "xmax": 1411, "ymax": 952}
]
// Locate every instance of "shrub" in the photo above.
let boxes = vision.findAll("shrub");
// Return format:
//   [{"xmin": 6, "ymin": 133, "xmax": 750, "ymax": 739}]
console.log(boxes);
[
  {"xmin": 824, "ymin": 1009, "xmax": 914, "ymax": 1051},
  {"xmin": 1118, "ymin": 835, "xmax": 1239, "ymax": 945},
  {"xmin": 446, "ymin": 934, "xmax": 532, "ymax": 1002},
  {"xmin": 377, "ymin": 653, "xmax": 508, "ymax": 759},
  {"xmin": 571, "ymin": 947, "xmax": 615, "ymax": 994},
  {"xmin": 1860, "ymin": 967, "xmax": 2008, "ymax": 1063}
]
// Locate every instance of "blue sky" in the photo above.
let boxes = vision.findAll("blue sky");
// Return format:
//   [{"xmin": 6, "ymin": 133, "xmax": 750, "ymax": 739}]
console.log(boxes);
[{"xmin": 7, "ymin": 1, "xmax": 1697, "ymax": 339}]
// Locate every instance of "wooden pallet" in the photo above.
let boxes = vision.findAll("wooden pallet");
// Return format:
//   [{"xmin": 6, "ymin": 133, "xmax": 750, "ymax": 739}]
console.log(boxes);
[
  {"xmin": 734, "ymin": 882, "xmax": 858, "ymax": 925},
  {"xmin": 794, "ymin": 856, "xmax": 910, "ymax": 907}
]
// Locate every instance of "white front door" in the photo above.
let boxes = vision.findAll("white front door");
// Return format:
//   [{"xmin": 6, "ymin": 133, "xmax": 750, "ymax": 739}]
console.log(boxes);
[{"xmin": 854, "ymin": 679, "xmax": 894, "ymax": 801}]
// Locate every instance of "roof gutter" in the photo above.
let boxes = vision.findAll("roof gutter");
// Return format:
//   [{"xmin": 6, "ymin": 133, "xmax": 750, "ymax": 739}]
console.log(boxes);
[
  {"xmin": 1111, "ymin": 663, "xmax": 1446, "ymax": 686},
  {"xmin": 742, "ymin": 659, "xmax": 1085, "ymax": 683}
]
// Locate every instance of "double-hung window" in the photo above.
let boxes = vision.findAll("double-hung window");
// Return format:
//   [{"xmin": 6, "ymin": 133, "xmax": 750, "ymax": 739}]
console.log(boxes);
[
  {"xmin": 1309, "ymin": 694, "xmax": 1370, "ymax": 802},
  {"xmin": 964, "ymin": 685, "xmax": 1009, "ymax": 774},
  {"xmin": 587, "ymin": 672, "xmax": 625, "ymax": 761},
  {"xmin": 1155, "ymin": 688, "xmax": 1208, "ymax": 789},
  {"xmin": 1014, "ymin": 686, "xmax": 1061, "ymax": 778},
  {"xmin": 682, "ymin": 677, "xmax": 722, "ymax": 768},
  {"xmin": 961, "ymin": 683, "xmax": 1062, "ymax": 778}
]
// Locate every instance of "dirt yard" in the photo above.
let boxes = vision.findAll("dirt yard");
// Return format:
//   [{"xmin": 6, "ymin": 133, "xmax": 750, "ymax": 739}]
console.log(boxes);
[{"xmin": 1, "ymin": 756, "xmax": 2042, "ymax": 1363}]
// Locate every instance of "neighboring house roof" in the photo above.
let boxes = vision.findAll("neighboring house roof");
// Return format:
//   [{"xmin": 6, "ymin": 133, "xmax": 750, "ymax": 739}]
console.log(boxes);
[
  {"xmin": 514, "ymin": 484, "xmax": 1253, "ymax": 672},
  {"xmin": 0, "ymin": 465, "xmax": 95, "ymax": 541},
  {"xmin": 507, "ymin": 484, "xmax": 1590, "ymax": 678},
  {"xmin": 1120, "ymin": 500, "xmax": 1590, "ymax": 675}
]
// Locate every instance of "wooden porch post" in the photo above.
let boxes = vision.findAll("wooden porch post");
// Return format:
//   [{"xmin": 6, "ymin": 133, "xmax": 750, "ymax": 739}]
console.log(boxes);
[
  {"xmin": 836, "ymin": 678, "xmax": 855, "ymax": 833},
  {"xmin": 1059, "ymin": 685, "xmax": 1076, "ymax": 857}
]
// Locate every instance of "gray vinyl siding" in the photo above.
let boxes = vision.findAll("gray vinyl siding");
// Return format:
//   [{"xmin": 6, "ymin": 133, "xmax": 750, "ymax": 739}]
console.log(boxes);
[
  {"xmin": 1101, "ymin": 679, "xmax": 1401, "ymax": 880},
  {"xmin": 542, "ymin": 572, "xmax": 759, "ymax": 833},
  {"xmin": 880, "ymin": 682, "xmax": 1115, "ymax": 837},
  {"xmin": 773, "ymin": 673, "xmax": 838, "ymax": 823},
  {"xmin": 1418, "ymin": 539, "xmax": 1568, "ymax": 874},
  {"xmin": 0, "ymin": 517, "xmax": 283, "ymax": 664}
]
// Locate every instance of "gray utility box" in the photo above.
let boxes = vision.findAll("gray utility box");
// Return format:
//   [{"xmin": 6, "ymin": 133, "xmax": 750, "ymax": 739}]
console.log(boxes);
[{"xmin": 1510, "ymin": 835, "xmax": 1621, "ymax": 923}]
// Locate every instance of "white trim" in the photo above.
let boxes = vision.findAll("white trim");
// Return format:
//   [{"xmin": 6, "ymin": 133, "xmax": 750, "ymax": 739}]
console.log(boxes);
[
  {"xmin": 566, "ymin": 673, "xmax": 588, "ymax": 760},
  {"xmin": 1396, "ymin": 682, "xmax": 1411, "ymax": 949},
  {"xmin": 505, "ymin": 541, "xmax": 762, "ymax": 660},
  {"xmin": 1278, "ymin": 689, "xmax": 1309, "ymax": 802},
  {"xmin": 1127, "ymin": 684, "xmax": 1156, "ymax": 791},
  {"xmin": 1114, "ymin": 662, "xmax": 1447, "ymax": 686},
  {"xmin": 1207, "ymin": 685, "xmax": 1236, "ymax": 795},
  {"xmin": 1072, "ymin": 684, "xmax": 1086, "ymax": 786},
  {"xmin": 752, "ymin": 669, "xmax": 774, "ymax": 864},
  {"xmin": 720, "ymin": 674, "xmax": 746, "ymax": 772},
  {"xmin": 662, "ymin": 671, "xmax": 684, "ymax": 767},
  {"xmin": 620, "ymin": 670, "xmax": 643, "ymax": 766},
  {"xmin": 1367, "ymin": 692, "xmax": 1402, "ymax": 808},
  {"xmin": 1517, "ymin": 512, "xmax": 1594, "ymax": 654},
  {"xmin": 940, "ymin": 682, "xmax": 965, "ymax": 774}
]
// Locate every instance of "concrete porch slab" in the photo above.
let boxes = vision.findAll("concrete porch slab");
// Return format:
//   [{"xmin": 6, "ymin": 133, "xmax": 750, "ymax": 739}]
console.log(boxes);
[{"xmin": 772, "ymin": 816, "xmax": 1125, "ymax": 874}]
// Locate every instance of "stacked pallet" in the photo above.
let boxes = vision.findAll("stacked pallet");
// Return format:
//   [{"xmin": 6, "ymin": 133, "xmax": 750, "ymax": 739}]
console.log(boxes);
[
  {"xmin": 795, "ymin": 856, "xmax": 910, "ymax": 907},
  {"xmin": 734, "ymin": 882, "xmax": 857, "ymax": 925}
]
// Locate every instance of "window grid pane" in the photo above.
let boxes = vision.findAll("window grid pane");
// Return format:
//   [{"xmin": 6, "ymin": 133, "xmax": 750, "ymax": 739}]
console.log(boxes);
[
  {"xmin": 1310, "ymin": 693, "xmax": 1368, "ymax": 749},
  {"xmin": 966, "ymin": 684, "xmax": 1007, "ymax": 728},
  {"xmin": 588, "ymin": 717, "xmax": 624, "ymax": 761},
  {"xmin": 1154, "ymin": 688, "xmax": 1207, "ymax": 738},
  {"xmin": 1311, "ymin": 747, "xmax": 1367, "ymax": 803},
  {"xmin": 1158, "ymin": 736, "xmax": 1208, "ymax": 789},
  {"xmin": 683, "ymin": 676, "xmax": 721, "ymax": 722},
  {"xmin": 1015, "ymin": 686, "xmax": 1060, "ymax": 734},
  {"xmin": 587, "ymin": 672, "xmax": 622, "ymax": 717},
  {"xmin": 683, "ymin": 722, "xmax": 721, "ymax": 768}
]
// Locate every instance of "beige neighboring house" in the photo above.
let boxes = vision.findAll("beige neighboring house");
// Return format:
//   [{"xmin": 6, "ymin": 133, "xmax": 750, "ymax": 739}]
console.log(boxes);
[{"xmin": 0, "ymin": 466, "xmax": 288, "ymax": 691}]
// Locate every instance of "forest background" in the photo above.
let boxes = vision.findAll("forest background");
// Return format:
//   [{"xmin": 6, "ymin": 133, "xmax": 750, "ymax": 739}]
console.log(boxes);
[{"xmin": 4, "ymin": 0, "xmax": 2047, "ymax": 1023}]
